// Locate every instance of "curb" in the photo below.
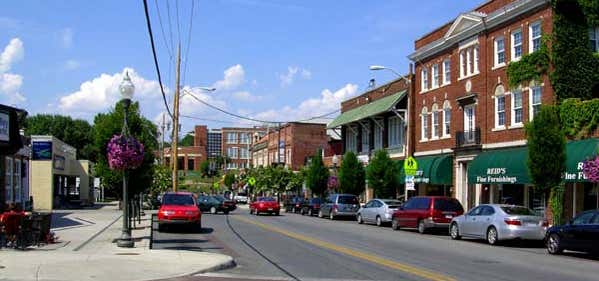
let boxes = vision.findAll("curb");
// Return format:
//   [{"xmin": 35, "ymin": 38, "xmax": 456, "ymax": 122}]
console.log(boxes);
[{"xmin": 193, "ymin": 256, "xmax": 237, "ymax": 275}]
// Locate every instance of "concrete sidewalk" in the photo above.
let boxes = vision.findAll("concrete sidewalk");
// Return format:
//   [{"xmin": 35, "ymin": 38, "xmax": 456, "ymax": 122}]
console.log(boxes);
[{"xmin": 0, "ymin": 202, "xmax": 235, "ymax": 281}]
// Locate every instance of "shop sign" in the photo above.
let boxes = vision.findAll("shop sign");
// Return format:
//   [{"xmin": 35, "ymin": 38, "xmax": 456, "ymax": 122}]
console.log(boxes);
[
  {"xmin": 564, "ymin": 162, "xmax": 588, "ymax": 181},
  {"xmin": 0, "ymin": 111, "xmax": 9, "ymax": 142},
  {"xmin": 405, "ymin": 175, "xmax": 415, "ymax": 191},
  {"xmin": 53, "ymin": 155, "xmax": 65, "ymax": 170},
  {"xmin": 476, "ymin": 168, "xmax": 517, "ymax": 184},
  {"xmin": 32, "ymin": 141, "xmax": 53, "ymax": 160}
]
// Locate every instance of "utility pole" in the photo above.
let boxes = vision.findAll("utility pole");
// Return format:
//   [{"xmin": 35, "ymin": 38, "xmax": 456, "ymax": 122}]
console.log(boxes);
[
  {"xmin": 160, "ymin": 113, "xmax": 165, "ymax": 165},
  {"xmin": 171, "ymin": 45, "xmax": 181, "ymax": 192}
]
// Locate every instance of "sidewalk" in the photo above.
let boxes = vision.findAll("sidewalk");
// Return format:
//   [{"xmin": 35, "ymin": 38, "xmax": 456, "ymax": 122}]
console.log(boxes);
[{"xmin": 0, "ymin": 202, "xmax": 235, "ymax": 281}]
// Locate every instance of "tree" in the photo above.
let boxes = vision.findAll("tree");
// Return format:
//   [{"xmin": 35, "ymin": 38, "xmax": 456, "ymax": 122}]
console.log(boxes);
[
  {"xmin": 199, "ymin": 160, "xmax": 211, "ymax": 177},
  {"xmin": 338, "ymin": 152, "xmax": 365, "ymax": 196},
  {"xmin": 366, "ymin": 150, "xmax": 400, "ymax": 199},
  {"xmin": 92, "ymin": 101, "xmax": 158, "ymax": 198},
  {"xmin": 287, "ymin": 171, "xmax": 304, "ymax": 195},
  {"xmin": 151, "ymin": 165, "xmax": 171, "ymax": 195},
  {"xmin": 224, "ymin": 173, "xmax": 236, "ymax": 188},
  {"xmin": 179, "ymin": 133, "xmax": 194, "ymax": 146},
  {"xmin": 24, "ymin": 114, "xmax": 95, "ymax": 160},
  {"xmin": 305, "ymin": 149, "xmax": 329, "ymax": 197},
  {"xmin": 526, "ymin": 105, "xmax": 566, "ymax": 224}
]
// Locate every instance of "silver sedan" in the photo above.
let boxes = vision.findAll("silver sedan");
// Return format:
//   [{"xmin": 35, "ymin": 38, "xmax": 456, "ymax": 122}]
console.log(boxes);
[
  {"xmin": 357, "ymin": 199, "xmax": 403, "ymax": 227},
  {"xmin": 449, "ymin": 204, "xmax": 548, "ymax": 245}
]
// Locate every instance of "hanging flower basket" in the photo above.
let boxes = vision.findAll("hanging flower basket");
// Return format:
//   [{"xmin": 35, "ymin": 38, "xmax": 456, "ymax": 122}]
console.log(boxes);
[
  {"xmin": 107, "ymin": 134, "xmax": 145, "ymax": 171},
  {"xmin": 582, "ymin": 156, "xmax": 599, "ymax": 183}
]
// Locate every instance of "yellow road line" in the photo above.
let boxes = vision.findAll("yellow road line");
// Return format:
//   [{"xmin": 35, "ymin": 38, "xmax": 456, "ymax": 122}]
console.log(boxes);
[{"xmin": 232, "ymin": 216, "xmax": 457, "ymax": 281}]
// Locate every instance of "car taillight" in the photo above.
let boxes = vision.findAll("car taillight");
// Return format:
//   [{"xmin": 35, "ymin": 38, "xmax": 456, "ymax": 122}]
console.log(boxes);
[
  {"xmin": 314, "ymin": 204, "xmax": 320, "ymax": 208},
  {"xmin": 542, "ymin": 220, "xmax": 549, "ymax": 227},
  {"xmin": 333, "ymin": 204, "xmax": 338, "ymax": 211},
  {"xmin": 504, "ymin": 219, "xmax": 522, "ymax": 226},
  {"xmin": 259, "ymin": 203, "xmax": 264, "ymax": 208}
]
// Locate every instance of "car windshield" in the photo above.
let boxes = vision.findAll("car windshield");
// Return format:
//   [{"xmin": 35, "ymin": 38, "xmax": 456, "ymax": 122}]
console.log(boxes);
[
  {"xmin": 382, "ymin": 200, "xmax": 402, "ymax": 208},
  {"xmin": 259, "ymin": 197, "xmax": 276, "ymax": 202},
  {"xmin": 311, "ymin": 198, "xmax": 321, "ymax": 204},
  {"xmin": 434, "ymin": 198, "xmax": 463, "ymax": 212},
  {"xmin": 501, "ymin": 206, "xmax": 536, "ymax": 216},
  {"xmin": 237, "ymin": 192, "xmax": 247, "ymax": 197},
  {"xmin": 214, "ymin": 195, "xmax": 226, "ymax": 201},
  {"xmin": 338, "ymin": 196, "xmax": 358, "ymax": 204},
  {"xmin": 162, "ymin": 194, "xmax": 195, "ymax": 206}
]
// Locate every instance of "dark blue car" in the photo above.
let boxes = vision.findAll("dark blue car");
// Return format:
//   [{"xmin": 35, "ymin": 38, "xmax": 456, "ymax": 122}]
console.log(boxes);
[{"xmin": 545, "ymin": 209, "xmax": 599, "ymax": 255}]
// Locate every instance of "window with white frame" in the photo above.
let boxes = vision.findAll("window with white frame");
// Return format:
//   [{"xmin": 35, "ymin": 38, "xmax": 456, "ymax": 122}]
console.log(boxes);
[
  {"xmin": 473, "ymin": 46, "xmax": 479, "ymax": 73},
  {"xmin": 346, "ymin": 127, "xmax": 357, "ymax": 153},
  {"xmin": 421, "ymin": 68, "xmax": 429, "ymax": 92},
  {"xmin": 512, "ymin": 29, "xmax": 523, "ymax": 61},
  {"xmin": 495, "ymin": 37, "xmax": 506, "ymax": 66},
  {"xmin": 590, "ymin": 27, "xmax": 599, "ymax": 52},
  {"xmin": 431, "ymin": 104, "xmax": 440, "ymax": 139},
  {"xmin": 459, "ymin": 51, "xmax": 465, "ymax": 78},
  {"xmin": 443, "ymin": 59, "xmax": 451, "ymax": 85},
  {"xmin": 388, "ymin": 116, "xmax": 403, "ymax": 148},
  {"xmin": 512, "ymin": 90, "xmax": 523, "ymax": 125},
  {"xmin": 227, "ymin": 147, "xmax": 238, "ymax": 159},
  {"xmin": 431, "ymin": 64, "xmax": 440, "ymax": 88},
  {"xmin": 226, "ymin": 132, "xmax": 237, "ymax": 144},
  {"xmin": 421, "ymin": 107, "xmax": 429, "ymax": 141},
  {"xmin": 361, "ymin": 123, "xmax": 370, "ymax": 153},
  {"xmin": 286, "ymin": 149, "xmax": 291, "ymax": 165},
  {"xmin": 443, "ymin": 100, "xmax": 451, "ymax": 137},
  {"xmin": 466, "ymin": 49, "xmax": 472, "ymax": 74},
  {"xmin": 226, "ymin": 162, "xmax": 238, "ymax": 169},
  {"xmin": 530, "ymin": 86, "xmax": 542, "ymax": 119},
  {"xmin": 530, "ymin": 21, "xmax": 542, "ymax": 53},
  {"xmin": 240, "ymin": 147, "xmax": 249, "ymax": 159},
  {"xmin": 239, "ymin": 133, "xmax": 249, "ymax": 144},
  {"xmin": 5, "ymin": 157, "xmax": 13, "ymax": 202},
  {"xmin": 373, "ymin": 121, "xmax": 383, "ymax": 150},
  {"xmin": 495, "ymin": 93, "xmax": 506, "ymax": 128},
  {"xmin": 459, "ymin": 45, "xmax": 479, "ymax": 78}
]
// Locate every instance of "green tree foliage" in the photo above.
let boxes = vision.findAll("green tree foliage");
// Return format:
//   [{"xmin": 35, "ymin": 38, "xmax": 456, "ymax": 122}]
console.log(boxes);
[
  {"xmin": 92, "ymin": 101, "xmax": 158, "ymax": 198},
  {"xmin": 179, "ymin": 133, "xmax": 194, "ymax": 146},
  {"xmin": 305, "ymin": 149, "xmax": 329, "ymax": 197},
  {"xmin": 224, "ymin": 173, "xmax": 236, "ymax": 188},
  {"xmin": 151, "ymin": 165, "xmax": 172, "ymax": 195},
  {"xmin": 287, "ymin": 171, "xmax": 304, "ymax": 195},
  {"xmin": 558, "ymin": 98, "xmax": 599, "ymax": 139},
  {"xmin": 338, "ymin": 152, "xmax": 365, "ymax": 196},
  {"xmin": 24, "ymin": 114, "xmax": 95, "ymax": 160},
  {"xmin": 199, "ymin": 160, "xmax": 211, "ymax": 177},
  {"xmin": 366, "ymin": 150, "xmax": 400, "ymax": 199}
]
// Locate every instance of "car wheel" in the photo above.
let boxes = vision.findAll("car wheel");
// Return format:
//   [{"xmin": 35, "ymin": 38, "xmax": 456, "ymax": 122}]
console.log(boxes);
[
  {"xmin": 329, "ymin": 211, "xmax": 335, "ymax": 220},
  {"xmin": 547, "ymin": 233, "xmax": 563, "ymax": 255},
  {"xmin": 210, "ymin": 207, "xmax": 217, "ymax": 214},
  {"xmin": 450, "ymin": 223, "xmax": 461, "ymax": 240},
  {"xmin": 195, "ymin": 222, "xmax": 202, "ymax": 232},
  {"xmin": 487, "ymin": 226, "xmax": 499, "ymax": 245},
  {"xmin": 357, "ymin": 214, "xmax": 363, "ymax": 224},
  {"xmin": 376, "ymin": 216, "xmax": 383, "ymax": 227},
  {"xmin": 417, "ymin": 220, "xmax": 426, "ymax": 234},
  {"xmin": 158, "ymin": 223, "xmax": 165, "ymax": 232},
  {"xmin": 275, "ymin": 211, "xmax": 280, "ymax": 216},
  {"xmin": 308, "ymin": 209, "xmax": 313, "ymax": 216},
  {"xmin": 391, "ymin": 217, "xmax": 400, "ymax": 231},
  {"xmin": 318, "ymin": 210, "xmax": 323, "ymax": 218},
  {"xmin": 291, "ymin": 207, "xmax": 296, "ymax": 213}
]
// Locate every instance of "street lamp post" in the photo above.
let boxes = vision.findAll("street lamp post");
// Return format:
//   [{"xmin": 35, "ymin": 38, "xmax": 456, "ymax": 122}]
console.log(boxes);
[
  {"xmin": 117, "ymin": 71, "xmax": 135, "ymax": 248},
  {"xmin": 332, "ymin": 154, "xmax": 339, "ymax": 193}
]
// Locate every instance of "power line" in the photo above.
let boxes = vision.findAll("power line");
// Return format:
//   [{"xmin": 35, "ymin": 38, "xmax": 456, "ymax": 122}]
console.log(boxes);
[
  {"xmin": 142, "ymin": 0, "xmax": 173, "ymax": 118},
  {"xmin": 182, "ymin": 0, "xmax": 195, "ymax": 86},
  {"xmin": 165, "ymin": 0, "xmax": 175, "ymax": 55},
  {"xmin": 175, "ymin": 0, "xmax": 182, "ymax": 44},
  {"xmin": 180, "ymin": 114, "xmax": 257, "ymax": 125},
  {"xmin": 153, "ymin": 0, "xmax": 173, "ymax": 59}
]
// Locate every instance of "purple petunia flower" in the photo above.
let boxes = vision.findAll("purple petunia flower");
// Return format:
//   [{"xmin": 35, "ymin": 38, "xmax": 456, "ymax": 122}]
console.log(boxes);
[
  {"xmin": 107, "ymin": 134, "xmax": 145, "ymax": 171},
  {"xmin": 582, "ymin": 157, "xmax": 599, "ymax": 183}
]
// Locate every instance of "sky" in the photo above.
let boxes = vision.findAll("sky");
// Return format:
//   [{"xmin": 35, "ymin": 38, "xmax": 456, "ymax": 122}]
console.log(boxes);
[{"xmin": 0, "ymin": 0, "xmax": 481, "ymax": 135}]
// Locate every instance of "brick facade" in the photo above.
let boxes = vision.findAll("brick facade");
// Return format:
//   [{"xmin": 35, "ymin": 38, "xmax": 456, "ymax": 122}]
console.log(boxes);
[
  {"xmin": 221, "ymin": 127, "xmax": 266, "ymax": 171},
  {"xmin": 265, "ymin": 122, "xmax": 328, "ymax": 171}
]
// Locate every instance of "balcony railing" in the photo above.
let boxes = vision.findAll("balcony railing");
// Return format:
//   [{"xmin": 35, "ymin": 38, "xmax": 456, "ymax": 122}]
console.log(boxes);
[{"xmin": 456, "ymin": 128, "xmax": 481, "ymax": 148}]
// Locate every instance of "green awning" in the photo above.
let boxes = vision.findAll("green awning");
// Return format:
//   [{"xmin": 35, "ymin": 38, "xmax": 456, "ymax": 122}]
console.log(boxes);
[
  {"xmin": 327, "ymin": 90, "xmax": 407, "ymax": 129},
  {"xmin": 564, "ymin": 138, "xmax": 599, "ymax": 182},
  {"xmin": 399, "ymin": 155, "xmax": 452, "ymax": 185},
  {"xmin": 468, "ymin": 147, "xmax": 531, "ymax": 185}
]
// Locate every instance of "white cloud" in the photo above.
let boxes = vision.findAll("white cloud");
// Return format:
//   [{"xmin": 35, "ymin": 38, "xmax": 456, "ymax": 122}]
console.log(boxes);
[
  {"xmin": 232, "ymin": 91, "xmax": 260, "ymax": 102},
  {"xmin": 279, "ymin": 66, "xmax": 311, "ymax": 87},
  {"xmin": 61, "ymin": 28, "xmax": 73, "ymax": 48},
  {"xmin": 212, "ymin": 64, "xmax": 245, "ymax": 91},
  {"xmin": 0, "ymin": 38, "xmax": 24, "ymax": 73},
  {"xmin": 253, "ymin": 83, "xmax": 358, "ymax": 122},
  {"xmin": 58, "ymin": 68, "xmax": 163, "ymax": 118},
  {"xmin": 179, "ymin": 86, "xmax": 228, "ymax": 117},
  {"xmin": 64, "ymin": 59, "xmax": 81, "ymax": 70},
  {"xmin": 0, "ymin": 38, "xmax": 25, "ymax": 105}
]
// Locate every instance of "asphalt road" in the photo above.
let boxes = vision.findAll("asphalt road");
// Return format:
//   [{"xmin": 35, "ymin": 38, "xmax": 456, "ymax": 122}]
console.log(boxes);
[{"xmin": 153, "ymin": 205, "xmax": 599, "ymax": 281}]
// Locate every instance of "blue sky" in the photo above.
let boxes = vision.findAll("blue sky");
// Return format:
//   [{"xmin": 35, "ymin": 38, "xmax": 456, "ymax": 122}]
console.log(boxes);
[{"xmin": 0, "ymin": 0, "xmax": 480, "ymax": 134}]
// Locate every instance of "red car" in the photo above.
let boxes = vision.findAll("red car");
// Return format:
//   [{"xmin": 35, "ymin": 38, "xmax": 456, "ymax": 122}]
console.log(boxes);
[
  {"xmin": 249, "ymin": 197, "xmax": 280, "ymax": 216},
  {"xmin": 391, "ymin": 196, "xmax": 464, "ymax": 234},
  {"xmin": 158, "ymin": 192, "xmax": 202, "ymax": 231}
]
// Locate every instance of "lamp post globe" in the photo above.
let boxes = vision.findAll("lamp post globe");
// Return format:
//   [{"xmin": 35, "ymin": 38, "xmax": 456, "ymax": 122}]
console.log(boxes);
[
  {"xmin": 119, "ymin": 71, "xmax": 135, "ymax": 101},
  {"xmin": 117, "ymin": 71, "xmax": 135, "ymax": 248}
]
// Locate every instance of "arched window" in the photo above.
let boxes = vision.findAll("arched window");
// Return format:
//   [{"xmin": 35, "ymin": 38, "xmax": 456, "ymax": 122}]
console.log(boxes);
[
  {"xmin": 443, "ymin": 100, "xmax": 452, "ymax": 137},
  {"xmin": 431, "ymin": 103, "xmax": 440, "ymax": 139},
  {"xmin": 421, "ymin": 107, "xmax": 429, "ymax": 141},
  {"xmin": 494, "ymin": 84, "xmax": 506, "ymax": 128}
]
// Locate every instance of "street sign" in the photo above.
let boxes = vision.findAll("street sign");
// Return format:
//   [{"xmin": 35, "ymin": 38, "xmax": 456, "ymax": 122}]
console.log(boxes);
[
  {"xmin": 405, "ymin": 175, "xmax": 415, "ymax": 191},
  {"xmin": 213, "ymin": 182, "xmax": 219, "ymax": 188},
  {"xmin": 404, "ymin": 156, "xmax": 418, "ymax": 176},
  {"xmin": 248, "ymin": 177, "xmax": 256, "ymax": 186}
]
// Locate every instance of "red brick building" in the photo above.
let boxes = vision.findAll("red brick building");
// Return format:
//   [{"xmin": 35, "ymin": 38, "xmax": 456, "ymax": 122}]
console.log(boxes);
[
  {"xmin": 266, "ymin": 122, "xmax": 329, "ymax": 171},
  {"xmin": 164, "ymin": 125, "xmax": 208, "ymax": 172},
  {"xmin": 221, "ymin": 127, "xmax": 266, "ymax": 171}
]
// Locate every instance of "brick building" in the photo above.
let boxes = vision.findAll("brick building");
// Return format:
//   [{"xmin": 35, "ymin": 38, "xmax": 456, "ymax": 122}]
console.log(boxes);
[
  {"xmin": 164, "ymin": 125, "xmax": 208, "ymax": 172},
  {"xmin": 407, "ymin": 0, "xmax": 598, "ymax": 215},
  {"xmin": 266, "ymin": 122, "xmax": 329, "ymax": 171},
  {"xmin": 221, "ymin": 127, "xmax": 266, "ymax": 171},
  {"xmin": 207, "ymin": 129, "xmax": 222, "ymax": 159}
]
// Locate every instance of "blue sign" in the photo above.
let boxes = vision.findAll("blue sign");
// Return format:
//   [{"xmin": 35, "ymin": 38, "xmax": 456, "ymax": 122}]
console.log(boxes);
[{"xmin": 32, "ymin": 141, "xmax": 53, "ymax": 160}]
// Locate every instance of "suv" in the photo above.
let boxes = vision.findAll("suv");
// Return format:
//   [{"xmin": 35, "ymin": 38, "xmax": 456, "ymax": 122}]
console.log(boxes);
[
  {"xmin": 319, "ymin": 194, "xmax": 360, "ymax": 220},
  {"xmin": 391, "ymin": 196, "xmax": 463, "ymax": 234},
  {"xmin": 300, "ymin": 197, "xmax": 322, "ymax": 216},
  {"xmin": 284, "ymin": 196, "xmax": 305, "ymax": 213},
  {"xmin": 234, "ymin": 192, "xmax": 248, "ymax": 204}
]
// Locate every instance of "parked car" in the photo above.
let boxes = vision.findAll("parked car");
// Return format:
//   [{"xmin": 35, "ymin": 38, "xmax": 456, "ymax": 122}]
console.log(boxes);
[
  {"xmin": 545, "ymin": 209, "xmax": 599, "ymax": 255},
  {"xmin": 213, "ymin": 195, "xmax": 237, "ymax": 212},
  {"xmin": 319, "ymin": 194, "xmax": 360, "ymax": 220},
  {"xmin": 197, "ymin": 195, "xmax": 230, "ymax": 214},
  {"xmin": 300, "ymin": 197, "xmax": 322, "ymax": 216},
  {"xmin": 357, "ymin": 199, "xmax": 403, "ymax": 227},
  {"xmin": 250, "ymin": 197, "xmax": 280, "ymax": 215},
  {"xmin": 391, "ymin": 196, "xmax": 463, "ymax": 234},
  {"xmin": 234, "ymin": 192, "xmax": 249, "ymax": 204},
  {"xmin": 449, "ymin": 204, "xmax": 547, "ymax": 245},
  {"xmin": 157, "ymin": 192, "xmax": 202, "ymax": 231},
  {"xmin": 284, "ymin": 196, "xmax": 305, "ymax": 213}
]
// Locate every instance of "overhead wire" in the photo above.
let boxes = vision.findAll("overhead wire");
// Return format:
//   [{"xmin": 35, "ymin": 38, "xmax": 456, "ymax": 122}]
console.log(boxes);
[
  {"xmin": 165, "ymin": 0, "xmax": 175, "ymax": 56},
  {"xmin": 142, "ymin": 0, "xmax": 173, "ymax": 118},
  {"xmin": 182, "ymin": 0, "xmax": 195, "ymax": 86},
  {"xmin": 153, "ymin": 0, "xmax": 173, "ymax": 59},
  {"xmin": 175, "ymin": 0, "xmax": 182, "ymax": 44}
]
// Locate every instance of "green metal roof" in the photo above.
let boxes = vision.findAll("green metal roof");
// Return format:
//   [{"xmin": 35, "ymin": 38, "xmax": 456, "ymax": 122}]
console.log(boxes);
[
  {"xmin": 327, "ymin": 90, "xmax": 407, "ymax": 129},
  {"xmin": 468, "ymin": 147, "xmax": 531, "ymax": 185},
  {"xmin": 398, "ymin": 154, "xmax": 453, "ymax": 185},
  {"xmin": 564, "ymin": 138, "xmax": 599, "ymax": 182}
]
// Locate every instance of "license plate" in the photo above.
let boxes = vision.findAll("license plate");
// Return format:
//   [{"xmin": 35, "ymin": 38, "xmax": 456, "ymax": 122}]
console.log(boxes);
[
  {"xmin": 526, "ymin": 223, "xmax": 537, "ymax": 227},
  {"xmin": 268, "ymin": 208, "xmax": 273, "ymax": 211},
  {"xmin": 445, "ymin": 215, "xmax": 453, "ymax": 219}
]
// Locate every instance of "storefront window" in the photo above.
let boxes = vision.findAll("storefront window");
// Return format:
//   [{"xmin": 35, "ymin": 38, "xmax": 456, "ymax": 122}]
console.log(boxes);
[
  {"xmin": 498, "ymin": 184, "xmax": 524, "ymax": 206},
  {"xmin": 528, "ymin": 187, "xmax": 546, "ymax": 215},
  {"xmin": 584, "ymin": 184, "xmax": 598, "ymax": 210},
  {"xmin": 5, "ymin": 157, "xmax": 12, "ymax": 203}
]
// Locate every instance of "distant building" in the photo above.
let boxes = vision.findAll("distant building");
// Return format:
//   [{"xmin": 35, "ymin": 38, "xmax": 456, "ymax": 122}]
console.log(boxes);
[
  {"xmin": 221, "ymin": 127, "xmax": 266, "ymax": 170},
  {"xmin": 207, "ymin": 129, "xmax": 222, "ymax": 159},
  {"xmin": 164, "ymin": 125, "xmax": 208, "ymax": 172}
]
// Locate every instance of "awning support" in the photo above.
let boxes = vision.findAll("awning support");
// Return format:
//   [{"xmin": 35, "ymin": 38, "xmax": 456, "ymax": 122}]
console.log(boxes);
[
  {"xmin": 358, "ymin": 120, "xmax": 371, "ymax": 132},
  {"xmin": 391, "ymin": 109, "xmax": 408, "ymax": 126},
  {"xmin": 371, "ymin": 117, "xmax": 384, "ymax": 130}
]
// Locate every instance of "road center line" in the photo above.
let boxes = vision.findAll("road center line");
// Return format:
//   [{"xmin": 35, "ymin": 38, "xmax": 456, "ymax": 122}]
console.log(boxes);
[{"xmin": 232, "ymin": 216, "xmax": 457, "ymax": 281}]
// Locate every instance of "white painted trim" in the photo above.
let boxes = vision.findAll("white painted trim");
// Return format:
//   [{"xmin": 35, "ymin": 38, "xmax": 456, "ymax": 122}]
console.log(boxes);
[
  {"xmin": 455, "ymin": 155, "xmax": 476, "ymax": 162},
  {"xmin": 458, "ymin": 36, "xmax": 479, "ymax": 50},
  {"xmin": 389, "ymin": 152, "xmax": 406, "ymax": 159},
  {"xmin": 414, "ymin": 148, "xmax": 454, "ymax": 157},
  {"xmin": 482, "ymin": 140, "xmax": 527, "ymax": 149}
]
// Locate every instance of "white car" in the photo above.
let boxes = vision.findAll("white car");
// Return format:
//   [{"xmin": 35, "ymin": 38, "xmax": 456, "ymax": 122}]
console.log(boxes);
[
  {"xmin": 234, "ymin": 192, "xmax": 248, "ymax": 204},
  {"xmin": 357, "ymin": 199, "xmax": 403, "ymax": 227}
]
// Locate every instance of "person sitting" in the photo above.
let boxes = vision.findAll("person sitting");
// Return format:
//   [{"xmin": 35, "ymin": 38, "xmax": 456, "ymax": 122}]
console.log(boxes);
[{"xmin": 1, "ymin": 203, "xmax": 25, "ymax": 248}]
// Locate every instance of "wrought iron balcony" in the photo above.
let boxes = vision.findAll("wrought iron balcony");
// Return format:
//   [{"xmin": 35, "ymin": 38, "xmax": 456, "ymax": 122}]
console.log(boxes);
[{"xmin": 456, "ymin": 128, "xmax": 481, "ymax": 148}]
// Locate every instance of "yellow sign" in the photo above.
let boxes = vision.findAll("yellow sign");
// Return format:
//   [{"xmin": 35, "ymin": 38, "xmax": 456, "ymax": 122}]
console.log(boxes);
[
  {"xmin": 248, "ymin": 177, "xmax": 256, "ymax": 186},
  {"xmin": 404, "ymin": 156, "xmax": 418, "ymax": 176},
  {"xmin": 213, "ymin": 182, "xmax": 219, "ymax": 188}
]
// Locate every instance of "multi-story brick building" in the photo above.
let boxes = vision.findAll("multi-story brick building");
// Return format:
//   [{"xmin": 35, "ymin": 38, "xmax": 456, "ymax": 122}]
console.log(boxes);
[
  {"xmin": 164, "ymin": 125, "xmax": 208, "ymax": 173},
  {"xmin": 221, "ymin": 127, "xmax": 266, "ymax": 171},
  {"xmin": 207, "ymin": 129, "xmax": 222, "ymax": 159},
  {"xmin": 407, "ymin": 0, "xmax": 598, "ymax": 215},
  {"xmin": 265, "ymin": 122, "xmax": 329, "ymax": 171}
]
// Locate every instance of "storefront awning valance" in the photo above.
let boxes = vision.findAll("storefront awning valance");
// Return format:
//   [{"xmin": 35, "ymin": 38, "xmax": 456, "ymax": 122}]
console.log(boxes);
[
  {"xmin": 564, "ymin": 138, "xmax": 599, "ymax": 182},
  {"xmin": 399, "ymin": 154, "xmax": 452, "ymax": 185},
  {"xmin": 468, "ymin": 146, "xmax": 531, "ymax": 185},
  {"xmin": 327, "ymin": 90, "xmax": 407, "ymax": 129}
]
